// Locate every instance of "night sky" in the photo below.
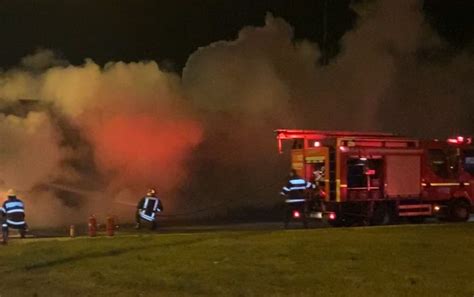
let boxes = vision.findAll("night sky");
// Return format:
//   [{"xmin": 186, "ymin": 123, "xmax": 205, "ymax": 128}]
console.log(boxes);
[{"xmin": 0, "ymin": 0, "xmax": 472, "ymax": 71}]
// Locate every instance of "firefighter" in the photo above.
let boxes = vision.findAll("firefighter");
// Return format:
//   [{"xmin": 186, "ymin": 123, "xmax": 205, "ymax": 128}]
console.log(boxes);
[
  {"xmin": 313, "ymin": 166, "xmax": 325, "ymax": 186},
  {"xmin": 135, "ymin": 188, "xmax": 163, "ymax": 230},
  {"xmin": 310, "ymin": 167, "xmax": 326, "ymax": 212},
  {"xmin": 280, "ymin": 170, "xmax": 314, "ymax": 228},
  {"xmin": 1, "ymin": 189, "xmax": 27, "ymax": 244}
]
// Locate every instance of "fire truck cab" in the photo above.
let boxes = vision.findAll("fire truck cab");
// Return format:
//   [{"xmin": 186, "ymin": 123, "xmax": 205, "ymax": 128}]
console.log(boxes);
[{"xmin": 276, "ymin": 129, "xmax": 474, "ymax": 226}]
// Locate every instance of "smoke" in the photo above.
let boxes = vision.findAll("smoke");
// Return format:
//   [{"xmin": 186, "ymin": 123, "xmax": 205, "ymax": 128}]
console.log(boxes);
[
  {"xmin": 0, "ymin": 0, "xmax": 472, "ymax": 225},
  {"xmin": 41, "ymin": 60, "xmax": 202, "ymax": 192},
  {"xmin": 20, "ymin": 48, "xmax": 68, "ymax": 71},
  {"xmin": 0, "ymin": 54, "xmax": 203, "ymax": 226},
  {"xmin": 184, "ymin": 14, "xmax": 318, "ymax": 119},
  {"xmin": 0, "ymin": 112, "xmax": 62, "ymax": 190},
  {"xmin": 181, "ymin": 0, "xmax": 473, "ymax": 214}
]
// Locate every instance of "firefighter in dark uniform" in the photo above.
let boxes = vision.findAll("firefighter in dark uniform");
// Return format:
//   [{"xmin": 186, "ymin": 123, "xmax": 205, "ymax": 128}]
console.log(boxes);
[
  {"xmin": 135, "ymin": 188, "xmax": 163, "ymax": 230},
  {"xmin": 1, "ymin": 189, "xmax": 27, "ymax": 244},
  {"xmin": 280, "ymin": 170, "xmax": 314, "ymax": 228},
  {"xmin": 309, "ymin": 167, "xmax": 326, "ymax": 213}
]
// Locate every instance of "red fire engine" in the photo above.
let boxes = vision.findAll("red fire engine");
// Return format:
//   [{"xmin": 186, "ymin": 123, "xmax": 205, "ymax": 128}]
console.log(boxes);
[{"xmin": 276, "ymin": 129, "xmax": 474, "ymax": 226}]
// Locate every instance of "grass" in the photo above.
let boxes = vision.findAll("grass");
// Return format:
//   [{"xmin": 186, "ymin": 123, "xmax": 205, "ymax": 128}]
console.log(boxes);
[{"xmin": 0, "ymin": 223, "xmax": 473, "ymax": 297}]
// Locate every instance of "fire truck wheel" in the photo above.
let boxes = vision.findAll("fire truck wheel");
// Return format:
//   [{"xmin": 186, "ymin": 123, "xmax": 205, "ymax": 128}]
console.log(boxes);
[
  {"xmin": 343, "ymin": 216, "xmax": 358, "ymax": 227},
  {"xmin": 370, "ymin": 203, "xmax": 392, "ymax": 226},
  {"xmin": 328, "ymin": 220, "xmax": 342, "ymax": 227},
  {"xmin": 327, "ymin": 215, "xmax": 344, "ymax": 227},
  {"xmin": 303, "ymin": 220, "xmax": 309, "ymax": 229},
  {"xmin": 407, "ymin": 216, "xmax": 425, "ymax": 224},
  {"xmin": 449, "ymin": 200, "xmax": 470, "ymax": 222}
]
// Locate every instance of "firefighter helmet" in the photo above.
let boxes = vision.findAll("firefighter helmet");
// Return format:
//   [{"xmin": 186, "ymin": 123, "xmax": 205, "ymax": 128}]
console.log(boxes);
[{"xmin": 6, "ymin": 189, "xmax": 16, "ymax": 197}]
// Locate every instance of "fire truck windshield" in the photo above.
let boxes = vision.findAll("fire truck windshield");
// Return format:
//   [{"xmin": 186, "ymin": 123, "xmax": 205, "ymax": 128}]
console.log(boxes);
[
  {"xmin": 463, "ymin": 150, "xmax": 474, "ymax": 175},
  {"xmin": 428, "ymin": 148, "xmax": 459, "ymax": 179}
]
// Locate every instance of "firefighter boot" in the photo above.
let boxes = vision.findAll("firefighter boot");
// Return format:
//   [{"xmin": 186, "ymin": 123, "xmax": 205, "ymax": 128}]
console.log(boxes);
[
  {"xmin": 2, "ymin": 227, "xmax": 8, "ymax": 245},
  {"xmin": 284, "ymin": 210, "xmax": 290, "ymax": 229},
  {"xmin": 20, "ymin": 228, "xmax": 26, "ymax": 239}
]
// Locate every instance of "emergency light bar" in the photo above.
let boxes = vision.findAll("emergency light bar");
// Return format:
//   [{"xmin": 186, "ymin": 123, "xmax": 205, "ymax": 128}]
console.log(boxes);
[
  {"xmin": 447, "ymin": 136, "xmax": 472, "ymax": 145},
  {"xmin": 275, "ymin": 129, "xmax": 399, "ymax": 153}
]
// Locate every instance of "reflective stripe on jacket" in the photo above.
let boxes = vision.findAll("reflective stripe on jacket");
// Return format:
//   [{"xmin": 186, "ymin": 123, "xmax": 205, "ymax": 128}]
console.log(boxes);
[{"xmin": 281, "ymin": 177, "xmax": 314, "ymax": 200}]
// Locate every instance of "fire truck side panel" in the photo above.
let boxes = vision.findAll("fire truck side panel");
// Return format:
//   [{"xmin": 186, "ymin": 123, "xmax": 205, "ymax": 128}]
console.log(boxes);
[
  {"xmin": 290, "ymin": 147, "xmax": 331, "ymax": 200},
  {"xmin": 302, "ymin": 147, "xmax": 330, "ymax": 198},
  {"xmin": 291, "ymin": 149, "xmax": 304, "ymax": 175},
  {"xmin": 385, "ymin": 155, "xmax": 421, "ymax": 198}
]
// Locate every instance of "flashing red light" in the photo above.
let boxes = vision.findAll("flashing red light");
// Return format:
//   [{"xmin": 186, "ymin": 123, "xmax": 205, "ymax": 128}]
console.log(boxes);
[
  {"xmin": 292, "ymin": 210, "xmax": 301, "ymax": 218},
  {"xmin": 365, "ymin": 169, "xmax": 376, "ymax": 175},
  {"xmin": 339, "ymin": 146, "xmax": 348, "ymax": 152},
  {"xmin": 447, "ymin": 136, "xmax": 472, "ymax": 145},
  {"xmin": 328, "ymin": 212, "xmax": 336, "ymax": 220},
  {"xmin": 447, "ymin": 138, "xmax": 458, "ymax": 144},
  {"xmin": 314, "ymin": 141, "xmax": 321, "ymax": 147}
]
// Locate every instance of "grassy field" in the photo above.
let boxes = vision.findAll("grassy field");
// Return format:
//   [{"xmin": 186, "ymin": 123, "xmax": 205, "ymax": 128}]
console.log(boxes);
[{"xmin": 0, "ymin": 223, "xmax": 473, "ymax": 297}]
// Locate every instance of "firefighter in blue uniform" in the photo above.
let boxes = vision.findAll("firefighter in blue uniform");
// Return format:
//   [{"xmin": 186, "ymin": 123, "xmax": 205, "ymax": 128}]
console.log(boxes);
[
  {"xmin": 1, "ymin": 189, "xmax": 27, "ymax": 244},
  {"xmin": 280, "ymin": 170, "xmax": 314, "ymax": 228},
  {"xmin": 135, "ymin": 188, "xmax": 163, "ymax": 230}
]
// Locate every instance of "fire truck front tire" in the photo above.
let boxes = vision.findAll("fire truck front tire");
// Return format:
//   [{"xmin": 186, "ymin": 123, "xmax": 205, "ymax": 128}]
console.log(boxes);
[
  {"xmin": 407, "ymin": 216, "xmax": 425, "ymax": 224},
  {"xmin": 370, "ymin": 203, "xmax": 395, "ymax": 226},
  {"xmin": 449, "ymin": 200, "xmax": 470, "ymax": 222}
]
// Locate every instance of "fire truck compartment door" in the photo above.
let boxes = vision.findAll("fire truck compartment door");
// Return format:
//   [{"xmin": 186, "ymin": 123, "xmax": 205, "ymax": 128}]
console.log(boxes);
[{"xmin": 386, "ymin": 155, "xmax": 421, "ymax": 197}]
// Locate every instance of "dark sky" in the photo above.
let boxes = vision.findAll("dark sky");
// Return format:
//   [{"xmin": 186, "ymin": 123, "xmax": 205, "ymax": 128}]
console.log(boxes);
[{"xmin": 0, "ymin": 0, "xmax": 472, "ymax": 71}]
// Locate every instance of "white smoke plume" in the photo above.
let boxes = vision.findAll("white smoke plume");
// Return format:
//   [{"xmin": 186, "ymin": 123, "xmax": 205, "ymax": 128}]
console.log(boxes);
[
  {"xmin": 181, "ymin": 0, "xmax": 473, "ymax": 213},
  {"xmin": 0, "ymin": 54, "xmax": 203, "ymax": 226},
  {"xmin": 0, "ymin": 112, "xmax": 62, "ymax": 190}
]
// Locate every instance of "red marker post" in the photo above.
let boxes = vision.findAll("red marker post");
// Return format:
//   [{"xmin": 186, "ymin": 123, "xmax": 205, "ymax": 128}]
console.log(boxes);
[
  {"xmin": 106, "ymin": 216, "xmax": 115, "ymax": 236},
  {"xmin": 88, "ymin": 215, "xmax": 97, "ymax": 237}
]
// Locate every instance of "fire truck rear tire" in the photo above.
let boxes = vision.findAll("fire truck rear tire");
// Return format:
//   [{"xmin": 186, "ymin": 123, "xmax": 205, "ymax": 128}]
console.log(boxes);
[
  {"xmin": 407, "ymin": 216, "xmax": 425, "ymax": 224},
  {"xmin": 370, "ymin": 203, "xmax": 393, "ymax": 226},
  {"xmin": 449, "ymin": 200, "xmax": 470, "ymax": 222},
  {"xmin": 327, "ymin": 215, "xmax": 345, "ymax": 227}
]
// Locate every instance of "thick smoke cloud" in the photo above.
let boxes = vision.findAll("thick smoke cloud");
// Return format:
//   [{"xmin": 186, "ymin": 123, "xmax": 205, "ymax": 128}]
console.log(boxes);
[
  {"xmin": 0, "ymin": 0, "xmax": 472, "ymax": 225},
  {"xmin": 0, "ymin": 56, "xmax": 202, "ymax": 226},
  {"xmin": 0, "ymin": 112, "xmax": 61, "ymax": 190},
  {"xmin": 41, "ymin": 60, "xmax": 202, "ymax": 192},
  {"xmin": 182, "ymin": 0, "xmax": 473, "ymax": 215}
]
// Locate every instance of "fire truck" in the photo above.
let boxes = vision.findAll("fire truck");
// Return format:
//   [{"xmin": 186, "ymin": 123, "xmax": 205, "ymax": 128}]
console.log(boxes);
[{"xmin": 276, "ymin": 129, "xmax": 474, "ymax": 226}]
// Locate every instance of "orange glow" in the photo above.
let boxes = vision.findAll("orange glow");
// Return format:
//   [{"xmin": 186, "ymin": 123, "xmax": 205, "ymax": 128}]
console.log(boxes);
[{"xmin": 90, "ymin": 114, "xmax": 202, "ymax": 191}]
